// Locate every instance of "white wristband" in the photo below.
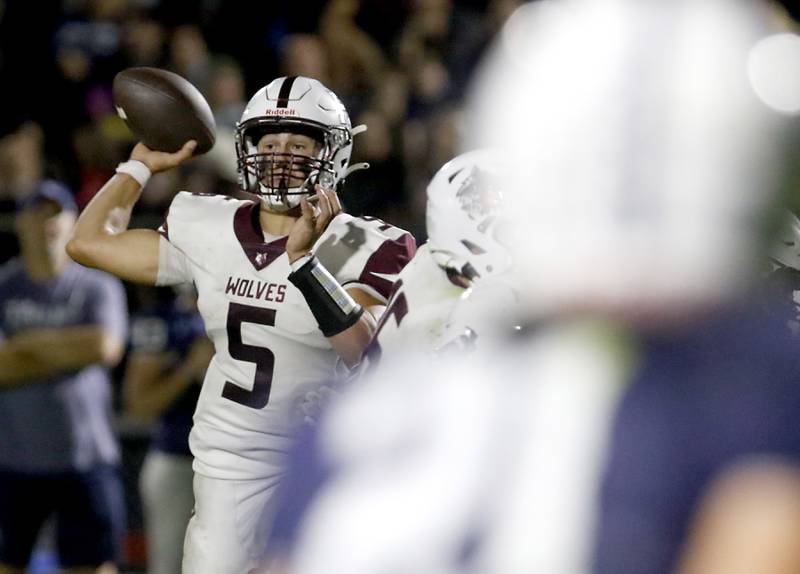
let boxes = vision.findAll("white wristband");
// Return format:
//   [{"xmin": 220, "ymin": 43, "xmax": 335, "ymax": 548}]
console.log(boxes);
[
  {"xmin": 116, "ymin": 160, "xmax": 152, "ymax": 188},
  {"xmin": 290, "ymin": 253, "xmax": 314, "ymax": 272}
]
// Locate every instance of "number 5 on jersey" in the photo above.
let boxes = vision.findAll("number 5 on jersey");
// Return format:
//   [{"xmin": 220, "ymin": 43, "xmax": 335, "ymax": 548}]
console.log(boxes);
[{"xmin": 222, "ymin": 302, "xmax": 276, "ymax": 409}]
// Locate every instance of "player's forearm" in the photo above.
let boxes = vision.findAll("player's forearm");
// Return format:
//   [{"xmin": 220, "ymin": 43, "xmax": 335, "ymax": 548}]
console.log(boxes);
[{"xmin": 329, "ymin": 313, "xmax": 377, "ymax": 367}]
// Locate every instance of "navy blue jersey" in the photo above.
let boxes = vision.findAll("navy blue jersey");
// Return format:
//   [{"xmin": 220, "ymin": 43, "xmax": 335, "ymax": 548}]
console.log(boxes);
[
  {"xmin": 593, "ymin": 298, "xmax": 800, "ymax": 574},
  {"xmin": 129, "ymin": 303, "xmax": 205, "ymax": 456}
]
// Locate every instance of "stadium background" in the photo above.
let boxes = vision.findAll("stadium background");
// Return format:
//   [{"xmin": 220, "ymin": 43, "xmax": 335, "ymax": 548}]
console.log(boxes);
[{"xmin": 1, "ymin": 0, "xmax": 799, "ymax": 572}]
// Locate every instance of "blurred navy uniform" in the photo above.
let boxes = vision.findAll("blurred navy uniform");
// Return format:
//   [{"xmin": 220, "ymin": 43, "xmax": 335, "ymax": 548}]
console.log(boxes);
[{"xmin": 594, "ymin": 300, "xmax": 800, "ymax": 574}]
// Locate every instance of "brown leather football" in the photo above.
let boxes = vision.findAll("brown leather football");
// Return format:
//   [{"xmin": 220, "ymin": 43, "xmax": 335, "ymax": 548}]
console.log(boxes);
[{"xmin": 112, "ymin": 67, "xmax": 216, "ymax": 154}]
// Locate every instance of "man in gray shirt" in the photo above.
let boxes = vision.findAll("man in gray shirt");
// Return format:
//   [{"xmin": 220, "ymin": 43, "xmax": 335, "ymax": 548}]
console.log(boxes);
[{"xmin": 0, "ymin": 181, "xmax": 128, "ymax": 574}]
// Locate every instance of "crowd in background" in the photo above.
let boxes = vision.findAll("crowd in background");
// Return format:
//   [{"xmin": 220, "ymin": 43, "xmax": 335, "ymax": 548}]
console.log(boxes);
[{"xmin": 0, "ymin": 0, "xmax": 523, "ymax": 253}]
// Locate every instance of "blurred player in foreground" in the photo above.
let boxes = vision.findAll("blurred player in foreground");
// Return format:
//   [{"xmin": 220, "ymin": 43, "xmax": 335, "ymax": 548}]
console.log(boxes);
[
  {"xmin": 360, "ymin": 149, "xmax": 512, "ymax": 373},
  {"xmin": 264, "ymin": 1, "xmax": 800, "ymax": 573},
  {"xmin": 67, "ymin": 76, "xmax": 415, "ymax": 574},
  {"xmin": 123, "ymin": 285, "xmax": 212, "ymax": 574},
  {"xmin": 0, "ymin": 182, "xmax": 127, "ymax": 574}
]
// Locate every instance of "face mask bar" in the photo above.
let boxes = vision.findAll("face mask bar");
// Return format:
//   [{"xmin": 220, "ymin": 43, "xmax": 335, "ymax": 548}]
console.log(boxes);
[
  {"xmin": 239, "ymin": 151, "xmax": 336, "ymax": 196},
  {"xmin": 235, "ymin": 117, "xmax": 354, "ymax": 196}
]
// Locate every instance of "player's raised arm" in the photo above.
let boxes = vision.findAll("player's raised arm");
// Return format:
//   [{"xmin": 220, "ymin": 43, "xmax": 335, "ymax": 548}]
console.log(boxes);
[{"xmin": 66, "ymin": 141, "xmax": 196, "ymax": 284}]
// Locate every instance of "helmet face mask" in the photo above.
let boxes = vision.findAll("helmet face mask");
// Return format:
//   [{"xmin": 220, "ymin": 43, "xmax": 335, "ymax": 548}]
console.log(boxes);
[{"xmin": 235, "ymin": 76, "xmax": 357, "ymax": 212}]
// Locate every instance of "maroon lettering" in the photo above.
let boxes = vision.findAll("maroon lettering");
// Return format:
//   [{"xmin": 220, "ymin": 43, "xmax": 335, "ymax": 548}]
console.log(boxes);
[
  {"xmin": 246, "ymin": 280, "xmax": 256, "ymax": 298},
  {"xmin": 237, "ymin": 280, "xmax": 250, "ymax": 297},
  {"xmin": 276, "ymin": 285, "xmax": 286, "ymax": 303},
  {"xmin": 265, "ymin": 284, "xmax": 276, "ymax": 301},
  {"xmin": 256, "ymin": 282, "xmax": 268, "ymax": 299},
  {"xmin": 226, "ymin": 276, "xmax": 240, "ymax": 295},
  {"xmin": 265, "ymin": 108, "xmax": 297, "ymax": 116}
]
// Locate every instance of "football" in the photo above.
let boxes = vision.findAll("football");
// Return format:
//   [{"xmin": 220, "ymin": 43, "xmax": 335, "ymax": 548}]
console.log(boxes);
[{"xmin": 112, "ymin": 67, "xmax": 216, "ymax": 155}]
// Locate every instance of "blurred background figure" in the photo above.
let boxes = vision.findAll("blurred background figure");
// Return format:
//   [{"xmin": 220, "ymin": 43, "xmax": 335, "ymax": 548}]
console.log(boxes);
[
  {"xmin": 0, "ymin": 181, "xmax": 128, "ymax": 574},
  {"xmin": 265, "ymin": 1, "xmax": 800, "ymax": 573},
  {"xmin": 123, "ymin": 285, "xmax": 212, "ymax": 574}
]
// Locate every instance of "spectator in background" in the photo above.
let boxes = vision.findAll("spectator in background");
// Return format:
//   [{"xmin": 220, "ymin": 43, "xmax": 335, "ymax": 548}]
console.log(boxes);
[
  {"xmin": 280, "ymin": 34, "xmax": 332, "ymax": 88},
  {"xmin": 0, "ymin": 181, "xmax": 128, "ymax": 574},
  {"xmin": 319, "ymin": 0, "xmax": 387, "ymax": 108},
  {"xmin": 0, "ymin": 121, "xmax": 45, "ymax": 201},
  {"xmin": 169, "ymin": 24, "xmax": 212, "ymax": 95},
  {"xmin": 123, "ymin": 285, "xmax": 213, "ymax": 574}
]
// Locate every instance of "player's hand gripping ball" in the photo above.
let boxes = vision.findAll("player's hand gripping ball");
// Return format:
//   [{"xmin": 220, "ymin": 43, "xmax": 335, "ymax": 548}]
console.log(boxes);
[{"xmin": 113, "ymin": 67, "xmax": 216, "ymax": 155}]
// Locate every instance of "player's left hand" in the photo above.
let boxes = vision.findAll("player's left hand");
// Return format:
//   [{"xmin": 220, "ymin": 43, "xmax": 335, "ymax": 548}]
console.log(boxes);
[{"xmin": 286, "ymin": 184, "xmax": 342, "ymax": 263}]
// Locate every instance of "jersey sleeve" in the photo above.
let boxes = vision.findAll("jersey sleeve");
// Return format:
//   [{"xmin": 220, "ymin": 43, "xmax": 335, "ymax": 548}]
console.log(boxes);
[
  {"xmin": 315, "ymin": 215, "xmax": 417, "ymax": 304},
  {"xmin": 155, "ymin": 191, "xmax": 238, "ymax": 286},
  {"xmin": 157, "ymin": 236, "xmax": 193, "ymax": 286}
]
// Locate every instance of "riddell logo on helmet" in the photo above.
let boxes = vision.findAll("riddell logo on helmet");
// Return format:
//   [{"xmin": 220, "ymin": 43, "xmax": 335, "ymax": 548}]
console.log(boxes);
[{"xmin": 266, "ymin": 108, "xmax": 297, "ymax": 116}]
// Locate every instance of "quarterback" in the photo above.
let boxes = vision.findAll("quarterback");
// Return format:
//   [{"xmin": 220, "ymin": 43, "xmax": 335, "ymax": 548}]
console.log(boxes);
[{"xmin": 67, "ymin": 76, "xmax": 415, "ymax": 573}]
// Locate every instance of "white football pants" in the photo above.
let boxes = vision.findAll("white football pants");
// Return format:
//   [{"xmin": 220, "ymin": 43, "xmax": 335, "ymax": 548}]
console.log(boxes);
[{"xmin": 182, "ymin": 472, "xmax": 281, "ymax": 574}]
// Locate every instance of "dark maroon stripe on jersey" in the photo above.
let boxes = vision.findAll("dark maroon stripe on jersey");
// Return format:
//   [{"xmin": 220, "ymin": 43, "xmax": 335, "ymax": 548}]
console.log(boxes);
[
  {"xmin": 233, "ymin": 202, "xmax": 288, "ymax": 270},
  {"xmin": 276, "ymin": 76, "xmax": 297, "ymax": 108},
  {"xmin": 158, "ymin": 219, "xmax": 170, "ymax": 240},
  {"xmin": 158, "ymin": 203, "xmax": 175, "ymax": 240},
  {"xmin": 357, "ymin": 233, "xmax": 417, "ymax": 300}
]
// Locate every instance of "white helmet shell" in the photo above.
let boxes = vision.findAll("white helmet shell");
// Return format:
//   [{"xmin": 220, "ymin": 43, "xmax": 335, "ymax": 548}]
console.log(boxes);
[
  {"xmin": 235, "ymin": 76, "xmax": 360, "ymax": 212},
  {"xmin": 771, "ymin": 211, "xmax": 800, "ymax": 271},
  {"xmin": 426, "ymin": 150, "xmax": 512, "ymax": 280}
]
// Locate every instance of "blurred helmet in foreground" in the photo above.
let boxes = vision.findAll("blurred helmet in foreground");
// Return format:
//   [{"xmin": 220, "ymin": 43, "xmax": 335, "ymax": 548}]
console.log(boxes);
[
  {"xmin": 426, "ymin": 150, "xmax": 512, "ymax": 281},
  {"xmin": 771, "ymin": 210, "xmax": 800, "ymax": 271},
  {"xmin": 467, "ymin": 0, "xmax": 800, "ymax": 319}
]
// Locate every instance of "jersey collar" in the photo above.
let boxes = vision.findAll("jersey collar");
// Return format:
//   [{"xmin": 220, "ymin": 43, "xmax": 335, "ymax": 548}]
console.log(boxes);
[{"xmin": 233, "ymin": 202, "xmax": 288, "ymax": 271}]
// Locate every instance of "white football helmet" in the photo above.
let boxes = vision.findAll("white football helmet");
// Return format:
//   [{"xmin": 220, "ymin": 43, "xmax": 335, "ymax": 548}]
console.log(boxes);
[
  {"xmin": 235, "ymin": 76, "xmax": 367, "ymax": 212},
  {"xmin": 426, "ymin": 150, "xmax": 512, "ymax": 280},
  {"xmin": 771, "ymin": 210, "xmax": 800, "ymax": 271}
]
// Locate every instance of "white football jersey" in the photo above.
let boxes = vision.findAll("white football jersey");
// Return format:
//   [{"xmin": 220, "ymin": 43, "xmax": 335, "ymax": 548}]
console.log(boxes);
[
  {"xmin": 437, "ymin": 272, "xmax": 522, "ymax": 353},
  {"xmin": 360, "ymin": 244, "xmax": 466, "ymax": 373},
  {"xmin": 156, "ymin": 192, "xmax": 415, "ymax": 480},
  {"xmin": 292, "ymin": 322, "xmax": 628, "ymax": 574}
]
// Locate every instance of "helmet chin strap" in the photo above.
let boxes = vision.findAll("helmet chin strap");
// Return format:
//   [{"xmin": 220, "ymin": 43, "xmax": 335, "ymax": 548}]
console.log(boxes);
[{"xmin": 257, "ymin": 182, "xmax": 308, "ymax": 213}]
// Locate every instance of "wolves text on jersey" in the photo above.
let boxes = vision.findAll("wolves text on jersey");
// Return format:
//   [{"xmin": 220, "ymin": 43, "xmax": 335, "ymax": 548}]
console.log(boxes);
[{"xmin": 225, "ymin": 276, "xmax": 287, "ymax": 303}]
